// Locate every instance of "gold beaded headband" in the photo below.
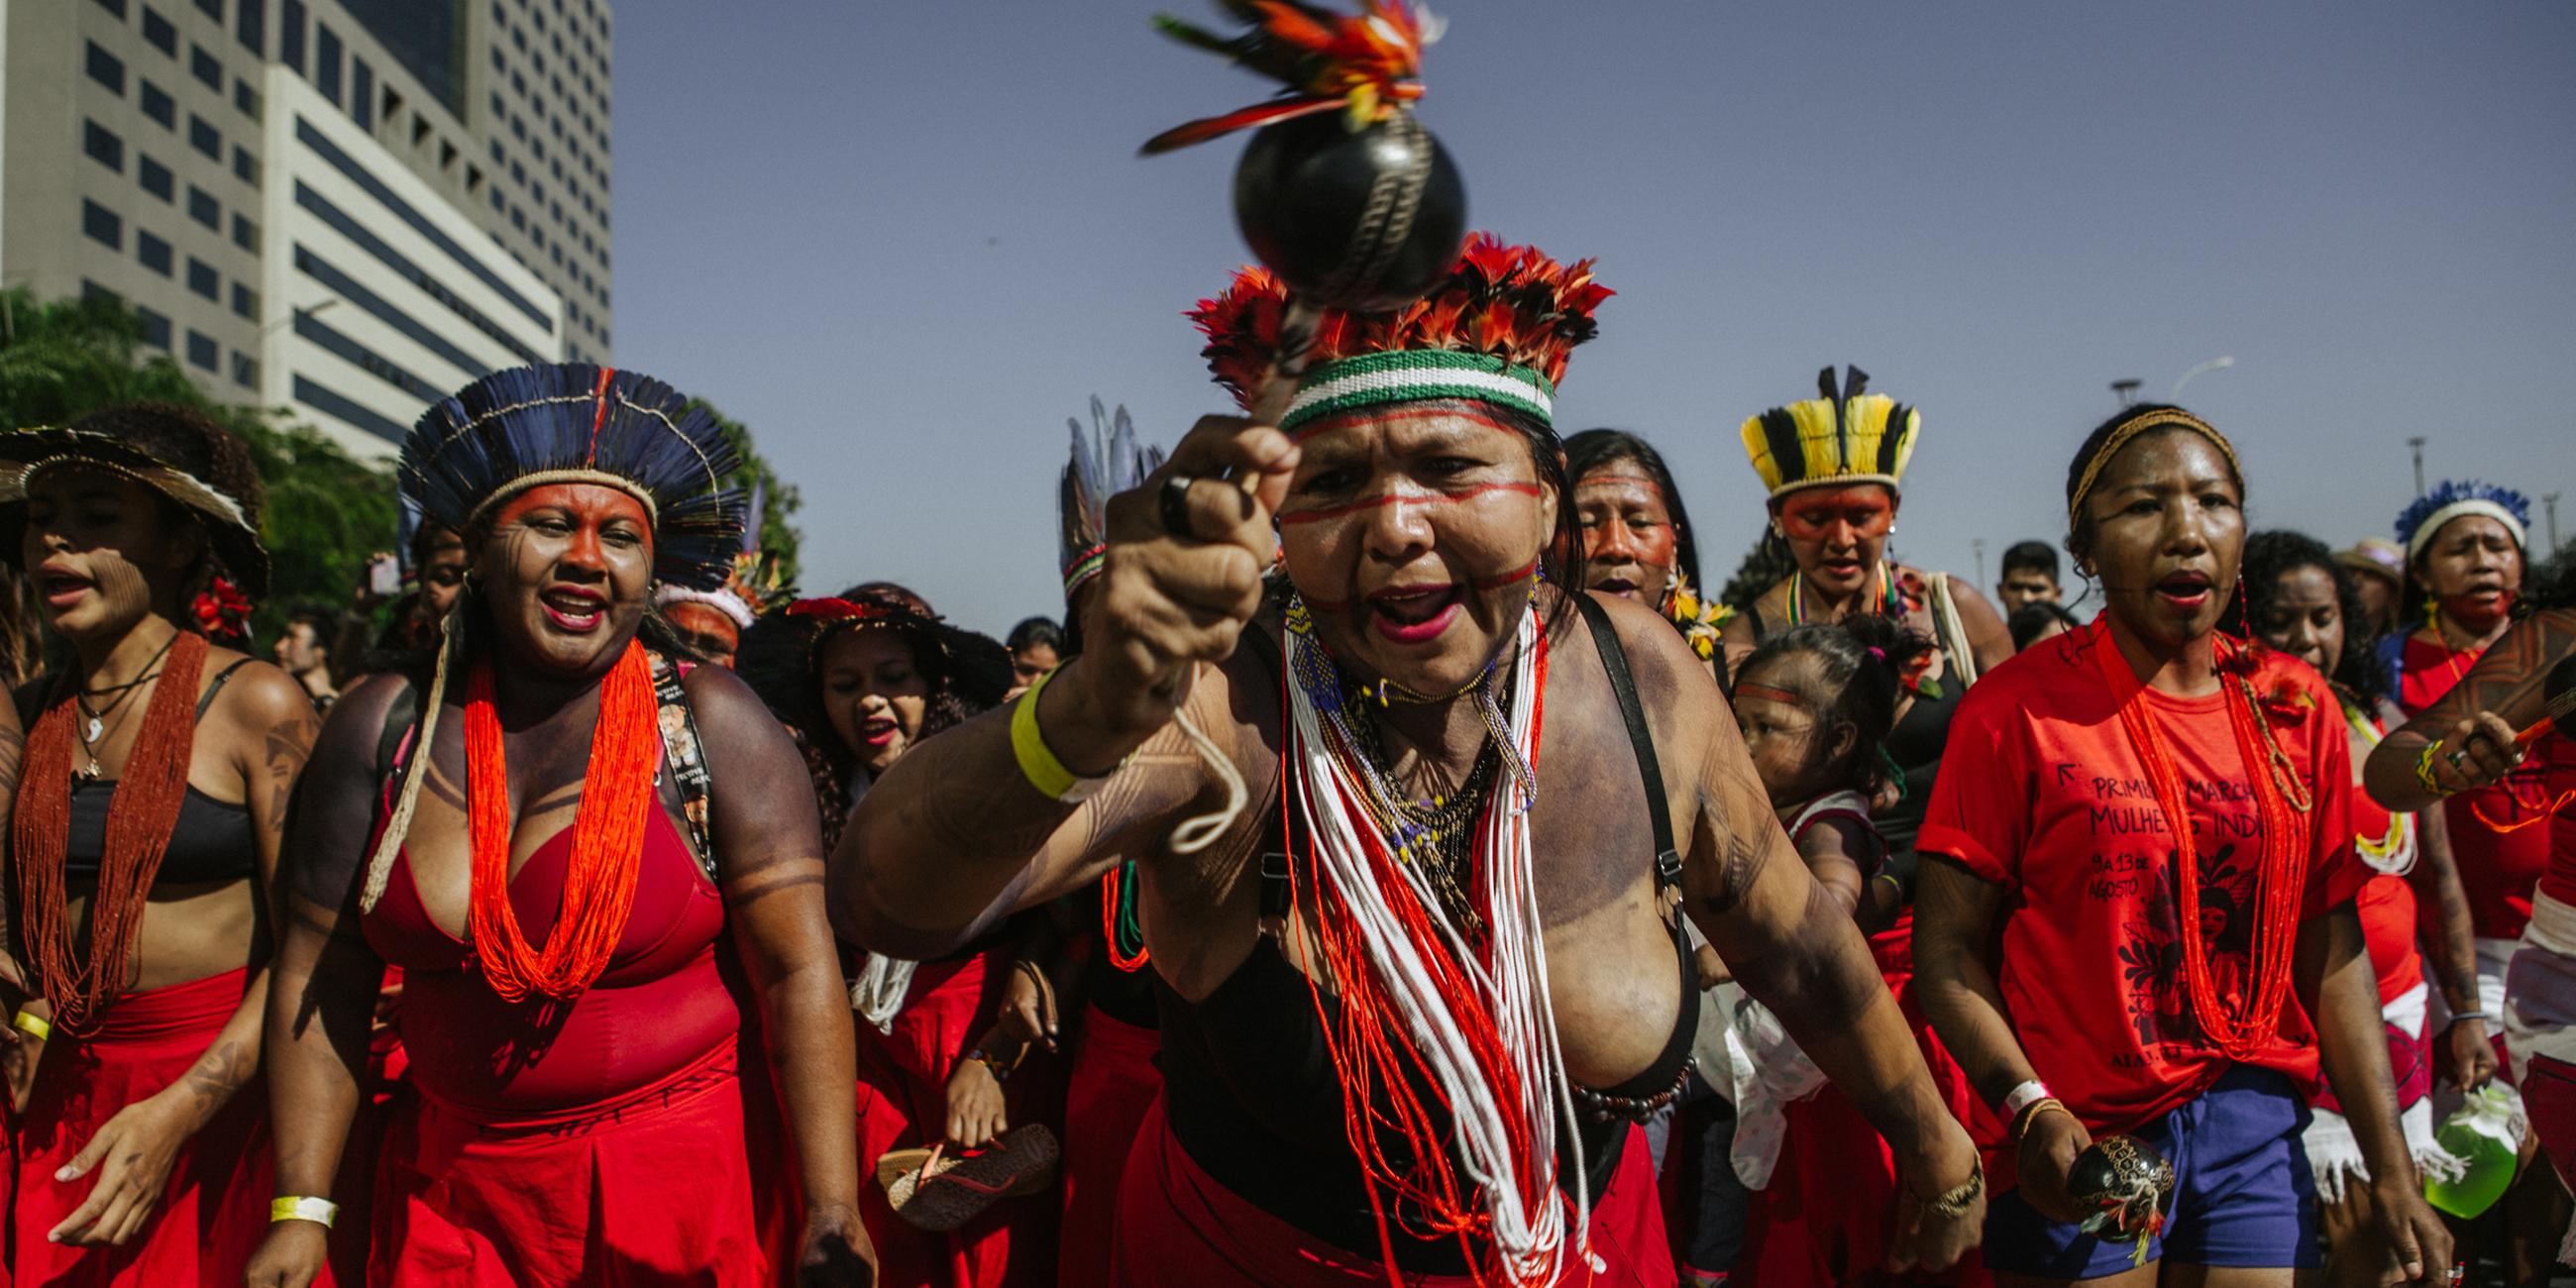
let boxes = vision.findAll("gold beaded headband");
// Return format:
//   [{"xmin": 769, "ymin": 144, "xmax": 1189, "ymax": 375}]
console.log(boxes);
[{"xmin": 2067, "ymin": 409, "xmax": 2241, "ymax": 527}]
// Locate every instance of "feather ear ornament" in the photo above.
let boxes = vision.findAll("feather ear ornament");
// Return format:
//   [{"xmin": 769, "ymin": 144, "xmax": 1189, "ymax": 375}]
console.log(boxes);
[{"xmin": 1060, "ymin": 397, "xmax": 1164, "ymax": 604}]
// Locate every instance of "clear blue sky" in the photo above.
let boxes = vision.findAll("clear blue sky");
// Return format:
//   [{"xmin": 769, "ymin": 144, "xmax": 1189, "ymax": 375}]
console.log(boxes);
[{"xmin": 611, "ymin": 0, "xmax": 2576, "ymax": 638}]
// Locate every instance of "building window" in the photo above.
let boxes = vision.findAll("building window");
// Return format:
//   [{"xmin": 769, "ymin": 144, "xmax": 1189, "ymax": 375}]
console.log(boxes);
[
  {"xmin": 232, "ymin": 281, "xmax": 258, "ymax": 319},
  {"xmin": 489, "ymin": 188, "xmax": 504, "ymax": 212},
  {"xmin": 85, "ymin": 42, "xmax": 127, "ymax": 94},
  {"xmin": 194, "ymin": 0, "xmax": 222, "ymax": 20},
  {"xmin": 137, "ymin": 306, "xmax": 170, "ymax": 350},
  {"xmin": 186, "ymin": 258, "xmax": 220, "ymax": 301},
  {"xmin": 141, "ymin": 81, "xmax": 176, "ymax": 128},
  {"xmin": 139, "ymin": 154, "xmax": 173, "ymax": 200},
  {"xmin": 352, "ymin": 59, "xmax": 374, "ymax": 128},
  {"xmin": 232, "ymin": 146, "xmax": 257, "ymax": 184},
  {"xmin": 279, "ymin": 0, "xmax": 304, "ymax": 73},
  {"xmin": 191, "ymin": 45, "xmax": 222, "ymax": 91},
  {"xmin": 316, "ymin": 24, "xmax": 342, "ymax": 104},
  {"xmin": 188, "ymin": 114, "xmax": 220, "ymax": 160},
  {"xmin": 232, "ymin": 213, "xmax": 258, "ymax": 251},
  {"xmin": 138, "ymin": 230, "xmax": 172, "ymax": 274},
  {"xmin": 81, "ymin": 200, "xmax": 122, "ymax": 250},
  {"xmin": 186, "ymin": 330, "xmax": 218, "ymax": 372},
  {"xmin": 231, "ymin": 352, "xmax": 259, "ymax": 389},
  {"xmin": 94, "ymin": 0, "xmax": 129, "ymax": 17},
  {"xmin": 142, "ymin": 8, "xmax": 177, "ymax": 55},
  {"xmin": 233, "ymin": 79, "xmax": 258, "ymax": 118},
  {"xmin": 236, "ymin": 0, "xmax": 264, "ymax": 55},
  {"xmin": 83, "ymin": 121, "xmax": 125, "ymax": 172},
  {"xmin": 187, "ymin": 185, "xmax": 220, "ymax": 230}
]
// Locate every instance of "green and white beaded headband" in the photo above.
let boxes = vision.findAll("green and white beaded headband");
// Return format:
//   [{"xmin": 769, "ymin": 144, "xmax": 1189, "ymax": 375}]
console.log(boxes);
[{"xmin": 1280, "ymin": 351, "xmax": 1556, "ymax": 433}]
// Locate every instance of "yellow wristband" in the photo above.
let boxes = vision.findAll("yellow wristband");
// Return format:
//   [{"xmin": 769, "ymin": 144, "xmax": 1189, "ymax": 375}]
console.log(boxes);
[
  {"xmin": 269, "ymin": 1196, "xmax": 338, "ymax": 1228},
  {"xmin": 1012, "ymin": 668, "xmax": 1122, "ymax": 804},
  {"xmin": 11, "ymin": 1010, "xmax": 49, "ymax": 1041}
]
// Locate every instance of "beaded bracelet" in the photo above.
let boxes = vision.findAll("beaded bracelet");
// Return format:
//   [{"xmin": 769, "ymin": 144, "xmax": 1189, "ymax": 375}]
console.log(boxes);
[
  {"xmin": 2415, "ymin": 740, "xmax": 2456, "ymax": 799},
  {"xmin": 967, "ymin": 1047, "xmax": 1014, "ymax": 1084},
  {"xmin": 2011, "ymin": 1097, "xmax": 2072, "ymax": 1143},
  {"xmin": 1922, "ymin": 1161, "xmax": 1985, "ymax": 1220}
]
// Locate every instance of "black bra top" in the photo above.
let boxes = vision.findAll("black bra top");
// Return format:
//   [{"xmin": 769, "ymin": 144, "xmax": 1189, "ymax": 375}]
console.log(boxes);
[
  {"xmin": 1154, "ymin": 595, "xmax": 1698, "ymax": 1272},
  {"xmin": 57, "ymin": 659, "xmax": 260, "ymax": 887},
  {"xmin": 63, "ymin": 782, "xmax": 258, "ymax": 885}
]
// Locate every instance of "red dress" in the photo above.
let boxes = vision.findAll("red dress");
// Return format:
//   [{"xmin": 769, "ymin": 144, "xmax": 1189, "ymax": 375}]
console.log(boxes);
[
  {"xmin": 362, "ymin": 805, "xmax": 792, "ymax": 1286},
  {"xmin": 7, "ymin": 967, "xmax": 292, "ymax": 1288},
  {"xmin": 1738, "ymin": 796, "xmax": 1990, "ymax": 1286},
  {"xmin": 852, "ymin": 945, "xmax": 1055, "ymax": 1288},
  {"xmin": 2400, "ymin": 634, "xmax": 2550, "ymax": 942}
]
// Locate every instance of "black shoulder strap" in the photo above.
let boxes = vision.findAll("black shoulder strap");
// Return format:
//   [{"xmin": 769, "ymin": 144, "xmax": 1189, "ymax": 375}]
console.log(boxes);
[
  {"xmin": 1574, "ymin": 594, "xmax": 1681, "ymax": 892},
  {"xmin": 374, "ymin": 681, "xmax": 421, "ymax": 788},
  {"xmin": 195, "ymin": 658, "xmax": 256, "ymax": 718},
  {"xmin": 649, "ymin": 652, "xmax": 717, "ymax": 881},
  {"xmin": 1236, "ymin": 623, "xmax": 1299, "ymax": 923}
]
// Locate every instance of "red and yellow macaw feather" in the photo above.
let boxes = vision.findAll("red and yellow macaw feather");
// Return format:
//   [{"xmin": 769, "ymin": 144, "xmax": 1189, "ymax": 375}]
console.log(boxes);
[
  {"xmin": 1145, "ymin": 0, "xmax": 1433, "ymax": 154},
  {"xmin": 1141, "ymin": 95, "xmax": 1348, "ymax": 157}
]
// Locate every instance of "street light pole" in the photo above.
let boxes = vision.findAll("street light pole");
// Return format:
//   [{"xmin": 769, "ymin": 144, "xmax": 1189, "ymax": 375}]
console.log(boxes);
[
  {"xmin": 1973, "ymin": 538, "xmax": 1986, "ymax": 590},
  {"xmin": 2407, "ymin": 437, "xmax": 2427, "ymax": 498},
  {"xmin": 2111, "ymin": 379, "xmax": 2141, "ymax": 407},
  {"xmin": 2547, "ymin": 493, "xmax": 2563, "ymax": 554},
  {"xmin": 2170, "ymin": 356, "xmax": 2235, "ymax": 402}
]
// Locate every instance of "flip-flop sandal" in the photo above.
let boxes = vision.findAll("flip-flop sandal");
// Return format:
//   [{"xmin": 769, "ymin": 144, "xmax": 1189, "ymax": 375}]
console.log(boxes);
[{"xmin": 889, "ymin": 1125, "xmax": 1061, "ymax": 1233}]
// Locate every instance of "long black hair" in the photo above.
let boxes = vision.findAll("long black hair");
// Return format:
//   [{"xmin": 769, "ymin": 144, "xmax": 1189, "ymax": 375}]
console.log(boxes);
[
  {"xmin": 1562, "ymin": 428, "xmax": 1700, "ymax": 591},
  {"xmin": 1734, "ymin": 612, "xmax": 1934, "ymax": 798},
  {"xmin": 2227, "ymin": 529, "xmax": 2394, "ymax": 702}
]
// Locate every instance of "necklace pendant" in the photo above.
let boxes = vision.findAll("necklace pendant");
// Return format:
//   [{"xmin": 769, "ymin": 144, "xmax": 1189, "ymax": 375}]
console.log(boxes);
[{"xmin": 84, "ymin": 716, "xmax": 103, "ymax": 744}]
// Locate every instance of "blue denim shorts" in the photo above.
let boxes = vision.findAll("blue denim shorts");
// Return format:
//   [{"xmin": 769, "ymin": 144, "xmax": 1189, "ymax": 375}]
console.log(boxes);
[{"xmin": 1986, "ymin": 1065, "xmax": 2320, "ymax": 1277}]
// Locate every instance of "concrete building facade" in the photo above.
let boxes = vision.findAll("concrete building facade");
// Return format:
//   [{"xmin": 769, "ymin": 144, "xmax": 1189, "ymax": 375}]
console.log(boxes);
[{"xmin": 0, "ymin": 0, "xmax": 610, "ymax": 460}]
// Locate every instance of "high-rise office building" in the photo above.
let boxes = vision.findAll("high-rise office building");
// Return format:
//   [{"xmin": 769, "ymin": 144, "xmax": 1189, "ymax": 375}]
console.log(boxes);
[{"xmin": 0, "ymin": 0, "xmax": 613, "ymax": 461}]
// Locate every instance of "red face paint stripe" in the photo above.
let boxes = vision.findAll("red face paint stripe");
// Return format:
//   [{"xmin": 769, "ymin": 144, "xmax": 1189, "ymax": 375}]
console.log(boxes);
[
  {"xmin": 1277, "ymin": 481, "xmax": 1545, "ymax": 526},
  {"xmin": 1472, "ymin": 560, "xmax": 1540, "ymax": 590},
  {"xmin": 1736, "ymin": 683, "xmax": 1805, "ymax": 707},
  {"xmin": 1575, "ymin": 475, "xmax": 1666, "ymax": 493}
]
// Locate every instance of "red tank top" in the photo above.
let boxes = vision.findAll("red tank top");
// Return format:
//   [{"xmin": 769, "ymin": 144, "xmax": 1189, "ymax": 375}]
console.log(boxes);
[
  {"xmin": 2343, "ymin": 700, "xmax": 2422, "ymax": 1002},
  {"xmin": 362, "ymin": 803, "xmax": 741, "ymax": 1120},
  {"xmin": 2402, "ymin": 634, "xmax": 2551, "ymax": 939}
]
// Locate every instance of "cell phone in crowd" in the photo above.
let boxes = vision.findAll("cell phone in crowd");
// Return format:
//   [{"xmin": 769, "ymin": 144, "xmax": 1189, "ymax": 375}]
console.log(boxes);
[{"xmin": 367, "ymin": 553, "xmax": 401, "ymax": 597}]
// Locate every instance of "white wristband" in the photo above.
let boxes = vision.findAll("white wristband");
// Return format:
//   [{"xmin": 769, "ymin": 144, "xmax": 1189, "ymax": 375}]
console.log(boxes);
[
  {"xmin": 269, "ymin": 1196, "xmax": 338, "ymax": 1228},
  {"xmin": 2000, "ymin": 1079, "xmax": 2051, "ymax": 1122}
]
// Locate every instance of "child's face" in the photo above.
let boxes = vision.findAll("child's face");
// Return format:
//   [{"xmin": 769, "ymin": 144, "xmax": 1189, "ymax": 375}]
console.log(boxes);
[{"xmin": 1733, "ymin": 654, "xmax": 1848, "ymax": 808}]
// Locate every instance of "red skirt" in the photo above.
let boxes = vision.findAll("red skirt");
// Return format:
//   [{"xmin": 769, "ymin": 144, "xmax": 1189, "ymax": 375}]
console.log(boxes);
[
  {"xmin": 1739, "ymin": 924, "xmax": 1988, "ymax": 1287},
  {"xmin": 7, "ymin": 967, "xmax": 288, "ymax": 1288},
  {"xmin": 1111, "ymin": 1097, "xmax": 1674, "ymax": 1287},
  {"xmin": 1057, "ymin": 1003, "xmax": 1161, "ymax": 1286},
  {"xmin": 372, "ymin": 1037, "xmax": 784, "ymax": 1287},
  {"xmin": 855, "ymin": 949, "xmax": 1054, "ymax": 1288}
]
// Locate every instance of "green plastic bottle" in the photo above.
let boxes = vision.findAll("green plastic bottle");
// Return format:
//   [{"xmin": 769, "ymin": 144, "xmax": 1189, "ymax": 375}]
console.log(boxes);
[{"xmin": 2424, "ymin": 1085, "xmax": 2523, "ymax": 1220}]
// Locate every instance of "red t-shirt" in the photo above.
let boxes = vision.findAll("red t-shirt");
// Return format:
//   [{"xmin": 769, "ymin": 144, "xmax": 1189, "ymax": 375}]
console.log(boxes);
[
  {"xmin": 1921, "ymin": 622, "xmax": 2364, "ymax": 1136},
  {"xmin": 2402, "ymin": 634, "xmax": 2552, "ymax": 939}
]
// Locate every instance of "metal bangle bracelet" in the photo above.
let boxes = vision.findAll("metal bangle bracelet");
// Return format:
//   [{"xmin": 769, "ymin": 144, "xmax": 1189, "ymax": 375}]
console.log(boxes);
[{"xmin": 1158, "ymin": 476, "xmax": 1198, "ymax": 538}]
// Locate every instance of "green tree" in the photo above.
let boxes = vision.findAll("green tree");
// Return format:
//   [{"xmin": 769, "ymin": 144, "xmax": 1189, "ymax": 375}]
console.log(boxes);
[
  {"xmin": 686, "ymin": 397, "xmax": 805, "ymax": 591},
  {"xmin": 1, "ymin": 287, "xmax": 396, "ymax": 645}
]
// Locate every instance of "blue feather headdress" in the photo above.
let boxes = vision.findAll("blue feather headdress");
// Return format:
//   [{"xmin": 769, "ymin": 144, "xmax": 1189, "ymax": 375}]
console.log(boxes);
[
  {"xmin": 2396, "ymin": 480, "xmax": 2529, "ymax": 565},
  {"xmin": 401, "ymin": 364, "xmax": 745, "ymax": 590}
]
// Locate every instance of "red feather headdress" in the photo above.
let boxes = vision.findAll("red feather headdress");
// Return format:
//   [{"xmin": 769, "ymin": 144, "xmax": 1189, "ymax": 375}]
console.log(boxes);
[{"xmin": 1189, "ymin": 233, "xmax": 1611, "ymax": 423}]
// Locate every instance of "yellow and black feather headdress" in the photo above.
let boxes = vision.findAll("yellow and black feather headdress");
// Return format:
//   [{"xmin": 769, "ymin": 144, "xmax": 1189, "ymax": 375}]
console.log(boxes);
[{"xmin": 1739, "ymin": 366, "xmax": 1920, "ymax": 499}]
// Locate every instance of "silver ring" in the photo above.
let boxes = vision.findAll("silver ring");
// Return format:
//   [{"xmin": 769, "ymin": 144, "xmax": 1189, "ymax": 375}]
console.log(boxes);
[{"xmin": 1158, "ymin": 476, "xmax": 1198, "ymax": 538}]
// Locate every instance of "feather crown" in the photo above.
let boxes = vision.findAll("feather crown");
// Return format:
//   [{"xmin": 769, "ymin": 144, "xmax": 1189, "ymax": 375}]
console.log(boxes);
[
  {"xmin": 1740, "ymin": 366, "xmax": 1921, "ymax": 500},
  {"xmin": 2396, "ymin": 480, "xmax": 2530, "ymax": 563},
  {"xmin": 1189, "ymin": 233, "xmax": 1610, "ymax": 430},
  {"xmin": 402, "ymin": 364, "xmax": 745, "ymax": 590},
  {"xmin": 1142, "ymin": 1, "xmax": 1439, "ymax": 155},
  {"xmin": 1060, "ymin": 397, "xmax": 1165, "ymax": 602}
]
